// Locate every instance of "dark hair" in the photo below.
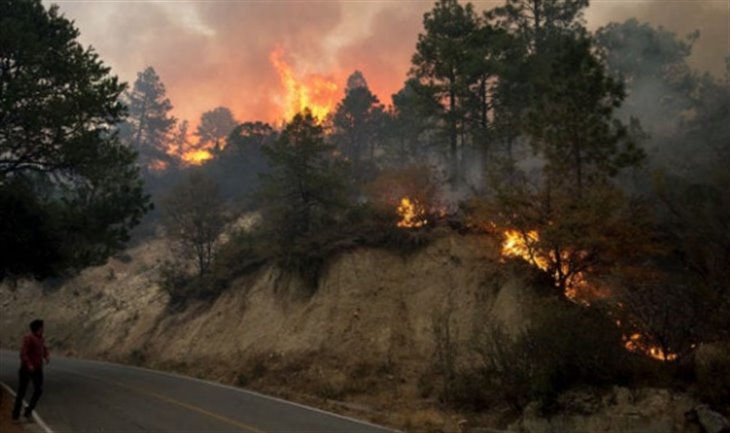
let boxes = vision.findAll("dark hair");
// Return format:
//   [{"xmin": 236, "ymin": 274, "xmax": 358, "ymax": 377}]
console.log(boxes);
[{"xmin": 30, "ymin": 319, "xmax": 44, "ymax": 333}]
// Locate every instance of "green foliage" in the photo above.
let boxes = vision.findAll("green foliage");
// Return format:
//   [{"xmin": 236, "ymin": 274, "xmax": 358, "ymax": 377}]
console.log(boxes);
[
  {"xmin": 259, "ymin": 111, "xmax": 348, "ymax": 238},
  {"xmin": 527, "ymin": 36, "xmax": 645, "ymax": 193},
  {"xmin": 0, "ymin": 0, "xmax": 150, "ymax": 280},
  {"xmin": 157, "ymin": 259, "xmax": 192, "ymax": 304},
  {"xmin": 385, "ymin": 79, "xmax": 437, "ymax": 166},
  {"xmin": 410, "ymin": 0, "xmax": 481, "ymax": 184},
  {"xmin": 256, "ymin": 110, "xmax": 350, "ymax": 288},
  {"xmin": 488, "ymin": 0, "xmax": 589, "ymax": 53},
  {"xmin": 206, "ymin": 229, "xmax": 264, "ymax": 286},
  {"xmin": 332, "ymin": 71, "xmax": 386, "ymax": 183}
]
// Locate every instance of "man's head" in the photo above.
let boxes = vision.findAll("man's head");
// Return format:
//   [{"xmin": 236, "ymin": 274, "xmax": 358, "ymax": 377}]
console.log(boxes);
[{"xmin": 29, "ymin": 319, "xmax": 44, "ymax": 336}]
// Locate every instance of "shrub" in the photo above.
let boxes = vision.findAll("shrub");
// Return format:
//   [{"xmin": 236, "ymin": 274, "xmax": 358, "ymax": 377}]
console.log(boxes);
[
  {"xmin": 434, "ymin": 297, "xmax": 632, "ymax": 411},
  {"xmin": 475, "ymin": 299, "xmax": 630, "ymax": 410},
  {"xmin": 695, "ymin": 343, "xmax": 730, "ymax": 409}
]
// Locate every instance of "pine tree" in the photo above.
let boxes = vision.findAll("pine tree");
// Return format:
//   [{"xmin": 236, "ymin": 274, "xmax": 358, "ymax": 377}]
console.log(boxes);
[
  {"xmin": 0, "ymin": 0, "xmax": 150, "ymax": 279},
  {"xmin": 333, "ymin": 71, "xmax": 385, "ymax": 182},
  {"xmin": 121, "ymin": 67, "xmax": 176, "ymax": 171},
  {"xmin": 196, "ymin": 106, "xmax": 238, "ymax": 154},
  {"xmin": 410, "ymin": 0, "xmax": 481, "ymax": 186},
  {"xmin": 259, "ymin": 110, "xmax": 348, "ymax": 241}
]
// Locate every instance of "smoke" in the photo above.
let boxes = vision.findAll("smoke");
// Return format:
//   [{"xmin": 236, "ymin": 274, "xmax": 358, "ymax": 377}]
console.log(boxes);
[
  {"xmin": 585, "ymin": 1, "xmax": 729, "ymax": 77},
  {"xmin": 47, "ymin": 0, "xmax": 727, "ymax": 125}
]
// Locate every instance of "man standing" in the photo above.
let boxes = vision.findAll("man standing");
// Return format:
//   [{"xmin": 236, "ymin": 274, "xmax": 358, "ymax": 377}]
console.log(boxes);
[{"xmin": 12, "ymin": 319, "xmax": 49, "ymax": 421}]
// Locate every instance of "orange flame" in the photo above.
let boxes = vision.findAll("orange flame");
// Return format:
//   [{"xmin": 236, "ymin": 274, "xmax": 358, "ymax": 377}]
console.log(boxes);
[
  {"xmin": 502, "ymin": 230, "xmax": 548, "ymax": 270},
  {"xmin": 500, "ymin": 229, "xmax": 590, "ymax": 302},
  {"xmin": 269, "ymin": 47, "xmax": 338, "ymax": 123},
  {"xmin": 623, "ymin": 333, "xmax": 678, "ymax": 362},
  {"xmin": 500, "ymin": 228, "xmax": 677, "ymax": 362},
  {"xmin": 181, "ymin": 149, "xmax": 213, "ymax": 165},
  {"xmin": 147, "ymin": 159, "xmax": 169, "ymax": 171},
  {"xmin": 397, "ymin": 197, "xmax": 428, "ymax": 228}
]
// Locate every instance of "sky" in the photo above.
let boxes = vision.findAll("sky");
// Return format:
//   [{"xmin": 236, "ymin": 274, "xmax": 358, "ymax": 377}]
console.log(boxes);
[{"xmin": 46, "ymin": 0, "xmax": 730, "ymax": 126}]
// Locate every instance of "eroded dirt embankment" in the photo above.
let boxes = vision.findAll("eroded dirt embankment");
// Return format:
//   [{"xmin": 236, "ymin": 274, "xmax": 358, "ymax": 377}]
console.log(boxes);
[
  {"xmin": 2, "ymin": 232, "xmax": 534, "ymax": 428},
  {"xmin": 2, "ymin": 232, "xmax": 717, "ymax": 433}
]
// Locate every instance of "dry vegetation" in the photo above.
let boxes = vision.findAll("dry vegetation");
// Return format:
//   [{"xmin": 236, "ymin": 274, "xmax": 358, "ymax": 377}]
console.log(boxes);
[{"xmin": 0, "ymin": 387, "xmax": 25, "ymax": 433}]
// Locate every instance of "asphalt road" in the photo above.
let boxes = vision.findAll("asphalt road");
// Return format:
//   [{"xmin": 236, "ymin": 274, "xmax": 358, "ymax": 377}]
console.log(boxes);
[{"xmin": 0, "ymin": 349, "xmax": 396, "ymax": 433}]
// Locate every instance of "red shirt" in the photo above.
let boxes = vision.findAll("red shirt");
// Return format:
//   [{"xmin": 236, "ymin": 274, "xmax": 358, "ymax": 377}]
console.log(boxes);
[{"xmin": 20, "ymin": 334, "xmax": 49, "ymax": 371}]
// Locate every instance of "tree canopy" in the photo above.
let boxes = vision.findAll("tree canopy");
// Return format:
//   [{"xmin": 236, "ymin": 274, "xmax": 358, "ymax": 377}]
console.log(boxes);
[
  {"xmin": 119, "ymin": 66, "xmax": 176, "ymax": 172},
  {"xmin": 196, "ymin": 106, "xmax": 238, "ymax": 153},
  {"xmin": 0, "ymin": 0, "xmax": 151, "ymax": 280}
]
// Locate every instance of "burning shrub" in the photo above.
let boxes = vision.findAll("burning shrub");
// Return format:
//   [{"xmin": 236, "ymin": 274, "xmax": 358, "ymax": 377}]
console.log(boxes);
[{"xmin": 365, "ymin": 165, "xmax": 442, "ymax": 227}]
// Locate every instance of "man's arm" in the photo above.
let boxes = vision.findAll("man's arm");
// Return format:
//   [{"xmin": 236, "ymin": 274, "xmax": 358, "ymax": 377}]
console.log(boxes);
[{"xmin": 20, "ymin": 336, "xmax": 33, "ymax": 371}]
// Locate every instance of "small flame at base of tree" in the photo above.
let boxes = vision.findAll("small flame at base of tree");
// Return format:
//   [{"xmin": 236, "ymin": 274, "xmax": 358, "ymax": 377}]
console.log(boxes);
[
  {"xmin": 623, "ymin": 333, "xmax": 679, "ymax": 362},
  {"xmin": 396, "ymin": 197, "xmax": 428, "ymax": 228}
]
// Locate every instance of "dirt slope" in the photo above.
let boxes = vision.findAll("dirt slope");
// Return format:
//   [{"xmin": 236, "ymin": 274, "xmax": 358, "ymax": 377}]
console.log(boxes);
[{"xmin": 0, "ymin": 232, "xmax": 526, "ymax": 379}]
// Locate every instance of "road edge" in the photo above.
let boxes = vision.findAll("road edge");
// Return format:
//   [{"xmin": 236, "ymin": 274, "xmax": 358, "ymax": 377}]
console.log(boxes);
[
  {"xmin": 0, "ymin": 382, "xmax": 53, "ymax": 433},
  {"xmin": 78, "ymin": 356, "xmax": 401, "ymax": 432}
]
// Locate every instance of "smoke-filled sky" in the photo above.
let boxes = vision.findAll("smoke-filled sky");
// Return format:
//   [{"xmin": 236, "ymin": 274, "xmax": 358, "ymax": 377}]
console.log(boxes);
[{"xmin": 47, "ymin": 1, "xmax": 729, "ymax": 126}]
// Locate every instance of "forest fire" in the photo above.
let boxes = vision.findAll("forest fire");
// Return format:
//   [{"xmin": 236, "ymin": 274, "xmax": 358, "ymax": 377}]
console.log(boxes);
[
  {"xmin": 397, "ymin": 197, "xmax": 428, "ymax": 228},
  {"xmin": 180, "ymin": 149, "xmax": 213, "ymax": 165},
  {"xmin": 501, "ymin": 229, "xmax": 679, "ymax": 362},
  {"xmin": 269, "ymin": 47, "xmax": 339, "ymax": 123},
  {"xmin": 624, "ymin": 333, "xmax": 678, "ymax": 362},
  {"xmin": 500, "ymin": 229, "xmax": 588, "ymax": 301},
  {"xmin": 501, "ymin": 230, "xmax": 548, "ymax": 270}
]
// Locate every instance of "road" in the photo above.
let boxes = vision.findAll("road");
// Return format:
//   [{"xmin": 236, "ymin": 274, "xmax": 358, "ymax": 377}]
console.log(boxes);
[{"xmin": 0, "ymin": 349, "xmax": 395, "ymax": 433}]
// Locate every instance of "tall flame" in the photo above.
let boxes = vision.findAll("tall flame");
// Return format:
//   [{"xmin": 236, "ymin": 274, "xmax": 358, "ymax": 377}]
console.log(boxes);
[{"xmin": 269, "ymin": 47, "xmax": 338, "ymax": 123}]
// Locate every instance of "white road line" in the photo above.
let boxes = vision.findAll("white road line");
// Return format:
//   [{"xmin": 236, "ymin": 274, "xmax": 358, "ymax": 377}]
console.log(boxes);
[{"xmin": 0, "ymin": 381, "xmax": 54, "ymax": 433}]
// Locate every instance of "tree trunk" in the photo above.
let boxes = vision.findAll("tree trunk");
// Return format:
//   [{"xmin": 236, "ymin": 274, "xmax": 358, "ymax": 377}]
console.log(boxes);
[{"xmin": 449, "ymin": 78, "xmax": 458, "ymax": 186}]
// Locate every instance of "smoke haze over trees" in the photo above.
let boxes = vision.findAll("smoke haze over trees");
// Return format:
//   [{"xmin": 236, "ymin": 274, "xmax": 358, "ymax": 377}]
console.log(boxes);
[{"xmin": 46, "ymin": 0, "xmax": 728, "ymax": 125}]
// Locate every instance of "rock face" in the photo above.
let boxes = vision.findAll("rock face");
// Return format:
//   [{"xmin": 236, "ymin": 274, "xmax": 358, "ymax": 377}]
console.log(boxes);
[{"xmin": 508, "ymin": 387, "xmax": 702, "ymax": 433}]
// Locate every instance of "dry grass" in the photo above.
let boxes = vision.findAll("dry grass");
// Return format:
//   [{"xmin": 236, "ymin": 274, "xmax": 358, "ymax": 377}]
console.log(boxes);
[
  {"xmin": 0, "ymin": 386, "xmax": 25, "ymax": 433},
  {"xmin": 219, "ymin": 351, "xmax": 492, "ymax": 433}
]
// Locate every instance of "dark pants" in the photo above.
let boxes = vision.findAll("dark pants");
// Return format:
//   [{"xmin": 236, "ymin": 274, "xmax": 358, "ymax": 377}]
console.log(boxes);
[{"xmin": 12, "ymin": 367, "xmax": 43, "ymax": 419}]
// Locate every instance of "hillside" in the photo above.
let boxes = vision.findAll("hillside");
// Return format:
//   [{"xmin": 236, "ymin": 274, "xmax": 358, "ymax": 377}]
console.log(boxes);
[
  {"xmin": 2, "ymin": 232, "xmax": 725, "ymax": 433},
  {"xmin": 0, "ymin": 232, "xmax": 532, "ymax": 427}
]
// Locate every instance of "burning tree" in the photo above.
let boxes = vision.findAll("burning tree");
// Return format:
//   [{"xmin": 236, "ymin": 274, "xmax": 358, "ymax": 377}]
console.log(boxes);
[
  {"xmin": 494, "ymin": 182, "xmax": 655, "ymax": 302},
  {"xmin": 480, "ymin": 24, "xmax": 650, "ymax": 302}
]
